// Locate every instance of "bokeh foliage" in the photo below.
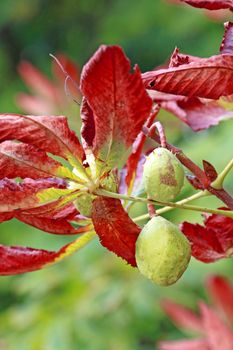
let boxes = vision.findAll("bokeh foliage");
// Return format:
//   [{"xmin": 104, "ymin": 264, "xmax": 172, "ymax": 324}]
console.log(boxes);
[{"xmin": 0, "ymin": 0, "xmax": 232, "ymax": 349}]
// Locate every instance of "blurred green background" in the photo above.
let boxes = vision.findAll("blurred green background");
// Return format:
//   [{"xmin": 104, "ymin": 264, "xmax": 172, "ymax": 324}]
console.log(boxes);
[{"xmin": 0, "ymin": 0, "xmax": 233, "ymax": 349}]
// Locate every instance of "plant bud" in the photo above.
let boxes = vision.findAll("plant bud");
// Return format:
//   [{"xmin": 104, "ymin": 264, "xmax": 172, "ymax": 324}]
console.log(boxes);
[
  {"xmin": 136, "ymin": 216, "xmax": 191, "ymax": 286},
  {"xmin": 143, "ymin": 148, "xmax": 184, "ymax": 202}
]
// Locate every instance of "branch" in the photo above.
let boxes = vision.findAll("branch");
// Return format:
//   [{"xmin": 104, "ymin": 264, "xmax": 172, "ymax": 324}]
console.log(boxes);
[{"xmin": 95, "ymin": 189, "xmax": 233, "ymax": 219}]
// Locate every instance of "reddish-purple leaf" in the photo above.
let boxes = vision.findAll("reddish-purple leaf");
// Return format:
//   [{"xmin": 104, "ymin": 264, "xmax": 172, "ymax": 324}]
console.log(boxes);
[
  {"xmin": 200, "ymin": 302, "xmax": 233, "ymax": 350},
  {"xmin": 175, "ymin": 98, "xmax": 233, "ymax": 131},
  {"xmin": 181, "ymin": 211, "xmax": 233, "ymax": 262},
  {"xmin": 80, "ymin": 45, "xmax": 152, "ymax": 168},
  {"xmin": 0, "ymin": 141, "xmax": 64, "ymax": 180},
  {"xmin": 161, "ymin": 299, "xmax": 203, "ymax": 333},
  {"xmin": 0, "ymin": 114, "xmax": 84, "ymax": 161},
  {"xmin": 0, "ymin": 178, "xmax": 66, "ymax": 212},
  {"xmin": 220, "ymin": 22, "xmax": 233, "ymax": 54},
  {"xmin": 203, "ymin": 160, "xmax": 218, "ymax": 182},
  {"xmin": 149, "ymin": 91, "xmax": 233, "ymax": 131},
  {"xmin": 206, "ymin": 276, "xmax": 233, "ymax": 324},
  {"xmin": 182, "ymin": 0, "xmax": 233, "ymax": 10},
  {"xmin": 91, "ymin": 196, "xmax": 141, "ymax": 266},
  {"xmin": 143, "ymin": 54, "xmax": 233, "ymax": 99},
  {"xmin": 158, "ymin": 339, "xmax": 210, "ymax": 350}
]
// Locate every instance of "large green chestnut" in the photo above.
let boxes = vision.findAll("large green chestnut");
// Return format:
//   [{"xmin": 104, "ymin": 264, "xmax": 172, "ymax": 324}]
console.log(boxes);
[
  {"xmin": 143, "ymin": 148, "xmax": 184, "ymax": 202},
  {"xmin": 135, "ymin": 216, "xmax": 191, "ymax": 286}
]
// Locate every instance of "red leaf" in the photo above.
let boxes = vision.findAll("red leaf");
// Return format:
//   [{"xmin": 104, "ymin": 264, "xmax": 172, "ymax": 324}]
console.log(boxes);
[
  {"xmin": 0, "ymin": 245, "xmax": 58, "ymax": 275},
  {"xmin": 91, "ymin": 196, "xmax": 141, "ymax": 266},
  {"xmin": 203, "ymin": 160, "xmax": 218, "ymax": 182},
  {"xmin": 80, "ymin": 45, "xmax": 152, "ymax": 168},
  {"xmin": 0, "ymin": 178, "xmax": 66, "ymax": 212},
  {"xmin": 220, "ymin": 22, "xmax": 233, "ymax": 54},
  {"xmin": 182, "ymin": 0, "xmax": 233, "ymax": 10},
  {"xmin": 169, "ymin": 47, "xmax": 200, "ymax": 68},
  {"xmin": 181, "ymin": 211, "xmax": 233, "ymax": 262},
  {"xmin": 149, "ymin": 91, "xmax": 233, "ymax": 131},
  {"xmin": 0, "ymin": 212, "xmax": 14, "ymax": 223},
  {"xmin": 0, "ymin": 141, "xmax": 64, "ymax": 180},
  {"xmin": 0, "ymin": 114, "xmax": 84, "ymax": 161},
  {"xmin": 176, "ymin": 98, "xmax": 233, "ymax": 131},
  {"xmin": 158, "ymin": 339, "xmax": 210, "ymax": 350},
  {"xmin": 80, "ymin": 97, "xmax": 95, "ymax": 149},
  {"xmin": 15, "ymin": 212, "xmax": 90, "ymax": 235},
  {"xmin": 206, "ymin": 275, "xmax": 233, "ymax": 324},
  {"xmin": 0, "ymin": 230, "xmax": 94, "ymax": 275},
  {"xmin": 161, "ymin": 299, "xmax": 203, "ymax": 333},
  {"xmin": 18, "ymin": 61, "xmax": 59, "ymax": 101},
  {"xmin": 200, "ymin": 302, "xmax": 233, "ymax": 350},
  {"xmin": 16, "ymin": 93, "xmax": 57, "ymax": 115},
  {"xmin": 143, "ymin": 54, "xmax": 233, "ymax": 99}
]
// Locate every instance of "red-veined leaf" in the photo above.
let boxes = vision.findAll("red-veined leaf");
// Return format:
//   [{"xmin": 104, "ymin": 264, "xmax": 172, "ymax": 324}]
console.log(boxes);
[
  {"xmin": 0, "ymin": 114, "xmax": 84, "ymax": 162},
  {"xmin": 220, "ymin": 22, "xmax": 233, "ymax": 54},
  {"xmin": 143, "ymin": 54, "xmax": 233, "ymax": 99},
  {"xmin": 0, "ymin": 141, "xmax": 68, "ymax": 180},
  {"xmin": 0, "ymin": 230, "xmax": 95, "ymax": 275},
  {"xmin": 206, "ymin": 275, "xmax": 233, "ymax": 324},
  {"xmin": 158, "ymin": 339, "xmax": 210, "ymax": 350},
  {"xmin": 92, "ymin": 196, "xmax": 141, "ymax": 266},
  {"xmin": 182, "ymin": 0, "xmax": 233, "ymax": 10},
  {"xmin": 200, "ymin": 302, "xmax": 233, "ymax": 350},
  {"xmin": 0, "ymin": 245, "xmax": 58, "ymax": 276},
  {"xmin": 0, "ymin": 178, "xmax": 67, "ymax": 212},
  {"xmin": 149, "ymin": 91, "xmax": 233, "ymax": 131},
  {"xmin": 14, "ymin": 212, "xmax": 91, "ymax": 235},
  {"xmin": 80, "ymin": 45, "xmax": 152, "ymax": 169},
  {"xmin": 181, "ymin": 210, "xmax": 233, "ymax": 262},
  {"xmin": 161, "ymin": 299, "xmax": 203, "ymax": 333}
]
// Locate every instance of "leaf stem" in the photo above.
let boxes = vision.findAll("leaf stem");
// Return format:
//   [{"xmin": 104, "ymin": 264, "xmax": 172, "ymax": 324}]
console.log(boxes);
[{"xmin": 95, "ymin": 189, "xmax": 233, "ymax": 219}]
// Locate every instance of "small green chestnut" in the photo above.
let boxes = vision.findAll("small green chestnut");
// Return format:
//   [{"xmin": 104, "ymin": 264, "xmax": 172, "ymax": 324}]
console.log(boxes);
[
  {"xmin": 135, "ymin": 216, "xmax": 191, "ymax": 286},
  {"xmin": 143, "ymin": 147, "xmax": 184, "ymax": 202},
  {"xmin": 74, "ymin": 193, "xmax": 94, "ymax": 217}
]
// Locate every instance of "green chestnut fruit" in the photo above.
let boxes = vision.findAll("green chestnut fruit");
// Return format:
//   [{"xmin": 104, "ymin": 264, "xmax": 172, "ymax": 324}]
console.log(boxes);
[
  {"xmin": 143, "ymin": 148, "xmax": 184, "ymax": 202},
  {"xmin": 135, "ymin": 216, "xmax": 191, "ymax": 286},
  {"xmin": 74, "ymin": 193, "xmax": 94, "ymax": 217},
  {"xmin": 74, "ymin": 171, "xmax": 118, "ymax": 217}
]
